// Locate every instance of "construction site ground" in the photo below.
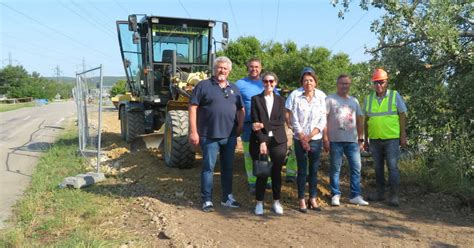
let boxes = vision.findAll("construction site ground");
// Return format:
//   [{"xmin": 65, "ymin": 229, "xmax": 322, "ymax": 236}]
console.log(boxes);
[{"xmin": 95, "ymin": 106, "xmax": 473, "ymax": 247}]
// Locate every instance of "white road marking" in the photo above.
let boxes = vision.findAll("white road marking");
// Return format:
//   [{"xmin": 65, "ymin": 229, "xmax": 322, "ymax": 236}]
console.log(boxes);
[{"xmin": 23, "ymin": 116, "xmax": 31, "ymax": 121}]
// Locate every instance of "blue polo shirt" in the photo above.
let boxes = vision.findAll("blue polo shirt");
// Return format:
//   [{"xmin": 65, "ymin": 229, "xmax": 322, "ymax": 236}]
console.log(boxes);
[
  {"xmin": 235, "ymin": 77, "xmax": 264, "ymax": 122},
  {"xmin": 190, "ymin": 77, "xmax": 244, "ymax": 139}
]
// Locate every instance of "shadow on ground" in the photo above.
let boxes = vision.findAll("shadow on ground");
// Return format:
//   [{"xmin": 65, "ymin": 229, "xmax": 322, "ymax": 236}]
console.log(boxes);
[{"xmin": 85, "ymin": 131, "xmax": 473, "ymax": 229}]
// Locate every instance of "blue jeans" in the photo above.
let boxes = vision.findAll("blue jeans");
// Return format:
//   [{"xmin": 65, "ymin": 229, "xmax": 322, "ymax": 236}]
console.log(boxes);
[
  {"xmin": 200, "ymin": 134, "xmax": 237, "ymax": 203},
  {"xmin": 329, "ymin": 142, "xmax": 362, "ymax": 198},
  {"xmin": 369, "ymin": 139, "xmax": 400, "ymax": 192},
  {"xmin": 294, "ymin": 139, "xmax": 322, "ymax": 199}
]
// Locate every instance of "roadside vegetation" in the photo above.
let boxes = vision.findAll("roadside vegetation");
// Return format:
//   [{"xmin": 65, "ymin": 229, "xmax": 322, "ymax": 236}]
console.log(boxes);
[
  {"xmin": 0, "ymin": 102, "xmax": 35, "ymax": 112},
  {"xmin": 0, "ymin": 128, "xmax": 141, "ymax": 247},
  {"xmin": 0, "ymin": 65, "xmax": 73, "ymax": 100}
]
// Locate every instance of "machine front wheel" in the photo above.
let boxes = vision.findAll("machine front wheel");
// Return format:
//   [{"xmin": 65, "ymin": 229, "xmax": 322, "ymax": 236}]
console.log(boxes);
[{"xmin": 164, "ymin": 110, "xmax": 195, "ymax": 168}]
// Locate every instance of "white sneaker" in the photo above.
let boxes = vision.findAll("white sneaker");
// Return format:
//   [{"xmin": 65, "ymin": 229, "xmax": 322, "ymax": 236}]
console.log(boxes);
[
  {"xmin": 255, "ymin": 202, "xmax": 264, "ymax": 215},
  {"xmin": 331, "ymin": 195, "xmax": 341, "ymax": 206},
  {"xmin": 349, "ymin": 195, "xmax": 369, "ymax": 206},
  {"xmin": 272, "ymin": 201, "xmax": 284, "ymax": 215}
]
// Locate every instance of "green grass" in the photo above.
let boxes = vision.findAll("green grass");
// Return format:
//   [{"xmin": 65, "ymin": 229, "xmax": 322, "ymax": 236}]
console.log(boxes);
[
  {"xmin": 399, "ymin": 154, "xmax": 474, "ymax": 204},
  {"xmin": 0, "ymin": 127, "xmax": 141, "ymax": 247},
  {"xmin": 0, "ymin": 102, "xmax": 36, "ymax": 112}
]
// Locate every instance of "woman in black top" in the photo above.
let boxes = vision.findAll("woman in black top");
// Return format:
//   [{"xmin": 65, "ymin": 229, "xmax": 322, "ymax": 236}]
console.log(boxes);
[{"xmin": 249, "ymin": 72, "xmax": 288, "ymax": 215}]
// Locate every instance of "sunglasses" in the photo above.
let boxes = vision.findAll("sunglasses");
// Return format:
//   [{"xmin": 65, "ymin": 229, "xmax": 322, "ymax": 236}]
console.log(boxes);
[
  {"xmin": 263, "ymin": 79, "xmax": 275, "ymax": 84},
  {"xmin": 373, "ymin": 81, "xmax": 386, "ymax": 85},
  {"xmin": 222, "ymin": 87, "xmax": 229, "ymax": 98}
]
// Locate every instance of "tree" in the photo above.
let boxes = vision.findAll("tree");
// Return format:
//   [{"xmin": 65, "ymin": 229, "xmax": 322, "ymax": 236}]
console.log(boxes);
[
  {"xmin": 0, "ymin": 65, "xmax": 73, "ymax": 99},
  {"xmin": 221, "ymin": 36, "xmax": 370, "ymax": 102},
  {"xmin": 110, "ymin": 80, "xmax": 127, "ymax": 96},
  {"xmin": 333, "ymin": 0, "xmax": 474, "ymax": 197}
]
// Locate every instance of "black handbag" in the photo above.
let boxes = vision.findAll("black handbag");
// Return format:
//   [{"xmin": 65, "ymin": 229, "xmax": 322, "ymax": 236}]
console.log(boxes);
[{"xmin": 253, "ymin": 154, "xmax": 273, "ymax": 178}]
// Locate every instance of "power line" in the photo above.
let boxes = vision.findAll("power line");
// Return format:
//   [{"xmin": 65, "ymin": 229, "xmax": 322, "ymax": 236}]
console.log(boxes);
[
  {"xmin": 178, "ymin": 0, "xmax": 191, "ymax": 18},
  {"xmin": 71, "ymin": 0, "xmax": 117, "ymax": 32},
  {"xmin": 0, "ymin": 42, "xmax": 84, "ymax": 68},
  {"xmin": 112, "ymin": 0, "xmax": 129, "ymax": 16},
  {"xmin": 2, "ymin": 33, "xmax": 83, "ymax": 64},
  {"xmin": 228, "ymin": 0, "xmax": 241, "ymax": 37},
  {"xmin": 349, "ymin": 37, "xmax": 377, "ymax": 57},
  {"xmin": 330, "ymin": 11, "xmax": 369, "ymax": 50},
  {"xmin": 0, "ymin": 2, "xmax": 114, "ymax": 59},
  {"xmin": 86, "ymin": 0, "xmax": 120, "ymax": 29},
  {"xmin": 273, "ymin": 0, "xmax": 280, "ymax": 41},
  {"xmin": 56, "ymin": 0, "xmax": 116, "ymax": 38}
]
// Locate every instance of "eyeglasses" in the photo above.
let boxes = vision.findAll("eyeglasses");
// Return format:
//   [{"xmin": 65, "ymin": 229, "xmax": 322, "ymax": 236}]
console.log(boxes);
[
  {"xmin": 222, "ymin": 87, "xmax": 229, "ymax": 98},
  {"xmin": 263, "ymin": 79, "xmax": 275, "ymax": 84},
  {"xmin": 373, "ymin": 80, "xmax": 386, "ymax": 85}
]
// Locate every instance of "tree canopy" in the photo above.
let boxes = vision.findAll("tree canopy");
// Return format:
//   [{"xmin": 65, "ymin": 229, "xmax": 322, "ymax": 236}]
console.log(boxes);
[
  {"xmin": 0, "ymin": 65, "xmax": 73, "ymax": 99},
  {"xmin": 333, "ymin": 0, "xmax": 473, "ymax": 194}
]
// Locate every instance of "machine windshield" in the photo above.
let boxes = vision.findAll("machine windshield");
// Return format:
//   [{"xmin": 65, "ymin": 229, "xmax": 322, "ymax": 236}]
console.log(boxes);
[{"xmin": 152, "ymin": 23, "xmax": 210, "ymax": 65}]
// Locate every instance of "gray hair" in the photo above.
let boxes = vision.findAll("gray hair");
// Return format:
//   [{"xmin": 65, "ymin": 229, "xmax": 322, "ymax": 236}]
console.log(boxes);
[{"xmin": 214, "ymin": 56, "xmax": 232, "ymax": 70}]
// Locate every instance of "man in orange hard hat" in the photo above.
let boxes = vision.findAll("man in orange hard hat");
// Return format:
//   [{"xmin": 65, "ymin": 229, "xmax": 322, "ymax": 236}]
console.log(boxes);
[{"xmin": 363, "ymin": 68, "xmax": 407, "ymax": 207}]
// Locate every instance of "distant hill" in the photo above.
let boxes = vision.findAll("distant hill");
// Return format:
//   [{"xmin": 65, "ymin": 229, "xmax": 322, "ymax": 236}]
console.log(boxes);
[{"xmin": 44, "ymin": 76, "xmax": 126, "ymax": 86}]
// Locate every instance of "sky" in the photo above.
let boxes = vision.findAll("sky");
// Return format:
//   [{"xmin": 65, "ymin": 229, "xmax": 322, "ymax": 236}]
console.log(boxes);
[{"xmin": 0, "ymin": 0, "xmax": 384, "ymax": 77}]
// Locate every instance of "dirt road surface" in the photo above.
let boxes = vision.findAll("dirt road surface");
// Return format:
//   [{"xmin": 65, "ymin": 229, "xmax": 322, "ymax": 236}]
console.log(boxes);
[{"xmin": 93, "ymin": 106, "xmax": 473, "ymax": 247}]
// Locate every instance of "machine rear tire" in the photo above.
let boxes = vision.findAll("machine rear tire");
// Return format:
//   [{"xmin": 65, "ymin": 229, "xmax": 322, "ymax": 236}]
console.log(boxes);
[
  {"xmin": 164, "ymin": 110, "xmax": 195, "ymax": 168},
  {"xmin": 120, "ymin": 106, "xmax": 145, "ymax": 142},
  {"xmin": 120, "ymin": 106, "xmax": 127, "ymax": 140}
]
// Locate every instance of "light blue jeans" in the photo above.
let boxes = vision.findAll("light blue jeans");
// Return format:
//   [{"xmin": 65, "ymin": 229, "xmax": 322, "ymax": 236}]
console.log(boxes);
[
  {"xmin": 369, "ymin": 139, "xmax": 400, "ymax": 192},
  {"xmin": 200, "ymin": 134, "xmax": 237, "ymax": 203},
  {"xmin": 329, "ymin": 142, "xmax": 362, "ymax": 198}
]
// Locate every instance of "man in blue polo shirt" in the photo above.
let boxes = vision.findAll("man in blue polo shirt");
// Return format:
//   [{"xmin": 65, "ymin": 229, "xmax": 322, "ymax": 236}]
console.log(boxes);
[{"xmin": 189, "ymin": 56, "xmax": 245, "ymax": 212}]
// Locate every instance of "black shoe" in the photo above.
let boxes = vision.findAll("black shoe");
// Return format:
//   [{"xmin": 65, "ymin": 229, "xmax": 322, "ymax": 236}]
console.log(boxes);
[
  {"xmin": 388, "ymin": 194, "xmax": 400, "ymax": 207},
  {"xmin": 285, "ymin": 176, "xmax": 296, "ymax": 183},
  {"xmin": 298, "ymin": 208, "xmax": 308, "ymax": 213},
  {"xmin": 367, "ymin": 191, "xmax": 385, "ymax": 202},
  {"xmin": 307, "ymin": 198, "xmax": 322, "ymax": 211}
]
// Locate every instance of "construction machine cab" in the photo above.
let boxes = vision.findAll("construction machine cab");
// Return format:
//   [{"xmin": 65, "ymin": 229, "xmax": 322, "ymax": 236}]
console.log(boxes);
[{"xmin": 116, "ymin": 14, "xmax": 228, "ymax": 168}]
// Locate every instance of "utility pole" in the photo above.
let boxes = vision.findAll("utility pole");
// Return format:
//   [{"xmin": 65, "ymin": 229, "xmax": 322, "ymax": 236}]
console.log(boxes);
[
  {"xmin": 82, "ymin": 57, "xmax": 86, "ymax": 72},
  {"xmin": 53, "ymin": 65, "xmax": 63, "ymax": 82},
  {"xmin": 1, "ymin": 52, "xmax": 18, "ymax": 67}
]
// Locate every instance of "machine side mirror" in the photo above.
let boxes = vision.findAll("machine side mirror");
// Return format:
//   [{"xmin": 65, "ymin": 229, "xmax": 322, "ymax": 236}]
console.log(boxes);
[
  {"xmin": 133, "ymin": 32, "xmax": 139, "ymax": 44},
  {"xmin": 128, "ymin": 15, "xmax": 138, "ymax": 32},
  {"xmin": 124, "ymin": 59, "xmax": 131, "ymax": 68},
  {"xmin": 221, "ymin": 39, "xmax": 228, "ymax": 50},
  {"xmin": 222, "ymin": 22, "xmax": 229, "ymax": 39}
]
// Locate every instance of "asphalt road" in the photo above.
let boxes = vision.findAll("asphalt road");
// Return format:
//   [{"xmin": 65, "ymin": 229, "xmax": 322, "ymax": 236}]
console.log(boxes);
[{"xmin": 0, "ymin": 101, "xmax": 76, "ymax": 229}]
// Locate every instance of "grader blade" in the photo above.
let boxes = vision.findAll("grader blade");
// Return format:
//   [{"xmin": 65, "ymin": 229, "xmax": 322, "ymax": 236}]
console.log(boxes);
[{"xmin": 130, "ymin": 130, "xmax": 164, "ymax": 152}]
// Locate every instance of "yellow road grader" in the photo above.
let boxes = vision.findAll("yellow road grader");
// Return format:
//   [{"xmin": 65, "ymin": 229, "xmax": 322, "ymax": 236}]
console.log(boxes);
[{"xmin": 116, "ymin": 14, "xmax": 228, "ymax": 168}]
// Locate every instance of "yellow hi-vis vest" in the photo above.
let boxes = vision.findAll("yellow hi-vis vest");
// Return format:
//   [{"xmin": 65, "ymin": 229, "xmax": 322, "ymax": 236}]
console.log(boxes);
[{"xmin": 365, "ymin": 90, "xmax": 400, "ymax": 139}]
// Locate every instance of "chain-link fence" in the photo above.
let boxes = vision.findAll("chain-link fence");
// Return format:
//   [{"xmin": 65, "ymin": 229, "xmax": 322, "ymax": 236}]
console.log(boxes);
[{"xmin": 72, "ymin": 65, "xmax": 104, "ymax": 172}]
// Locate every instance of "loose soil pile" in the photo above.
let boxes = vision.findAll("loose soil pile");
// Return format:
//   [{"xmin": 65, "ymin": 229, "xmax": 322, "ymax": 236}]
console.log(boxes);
[{"xmin": 91, "ymin": 106, "xmax": 473, "ymax": 247}]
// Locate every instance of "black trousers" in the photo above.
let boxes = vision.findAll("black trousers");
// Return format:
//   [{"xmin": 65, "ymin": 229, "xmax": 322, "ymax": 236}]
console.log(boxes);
[{"xmin": 252, "ymin": 137, "xmax": 287, "ymax": 201}]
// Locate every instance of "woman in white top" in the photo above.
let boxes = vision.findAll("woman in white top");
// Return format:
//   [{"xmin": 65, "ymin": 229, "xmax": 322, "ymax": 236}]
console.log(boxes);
[{"xmin": 291, "ymin": 67, "xmax": 327, "ymax": 213}]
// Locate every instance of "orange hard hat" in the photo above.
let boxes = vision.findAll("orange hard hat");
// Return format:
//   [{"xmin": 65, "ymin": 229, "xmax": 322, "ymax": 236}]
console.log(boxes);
[{"xmin": 371, "ymin": 68, "xmax": 388, "ymax": 82}]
